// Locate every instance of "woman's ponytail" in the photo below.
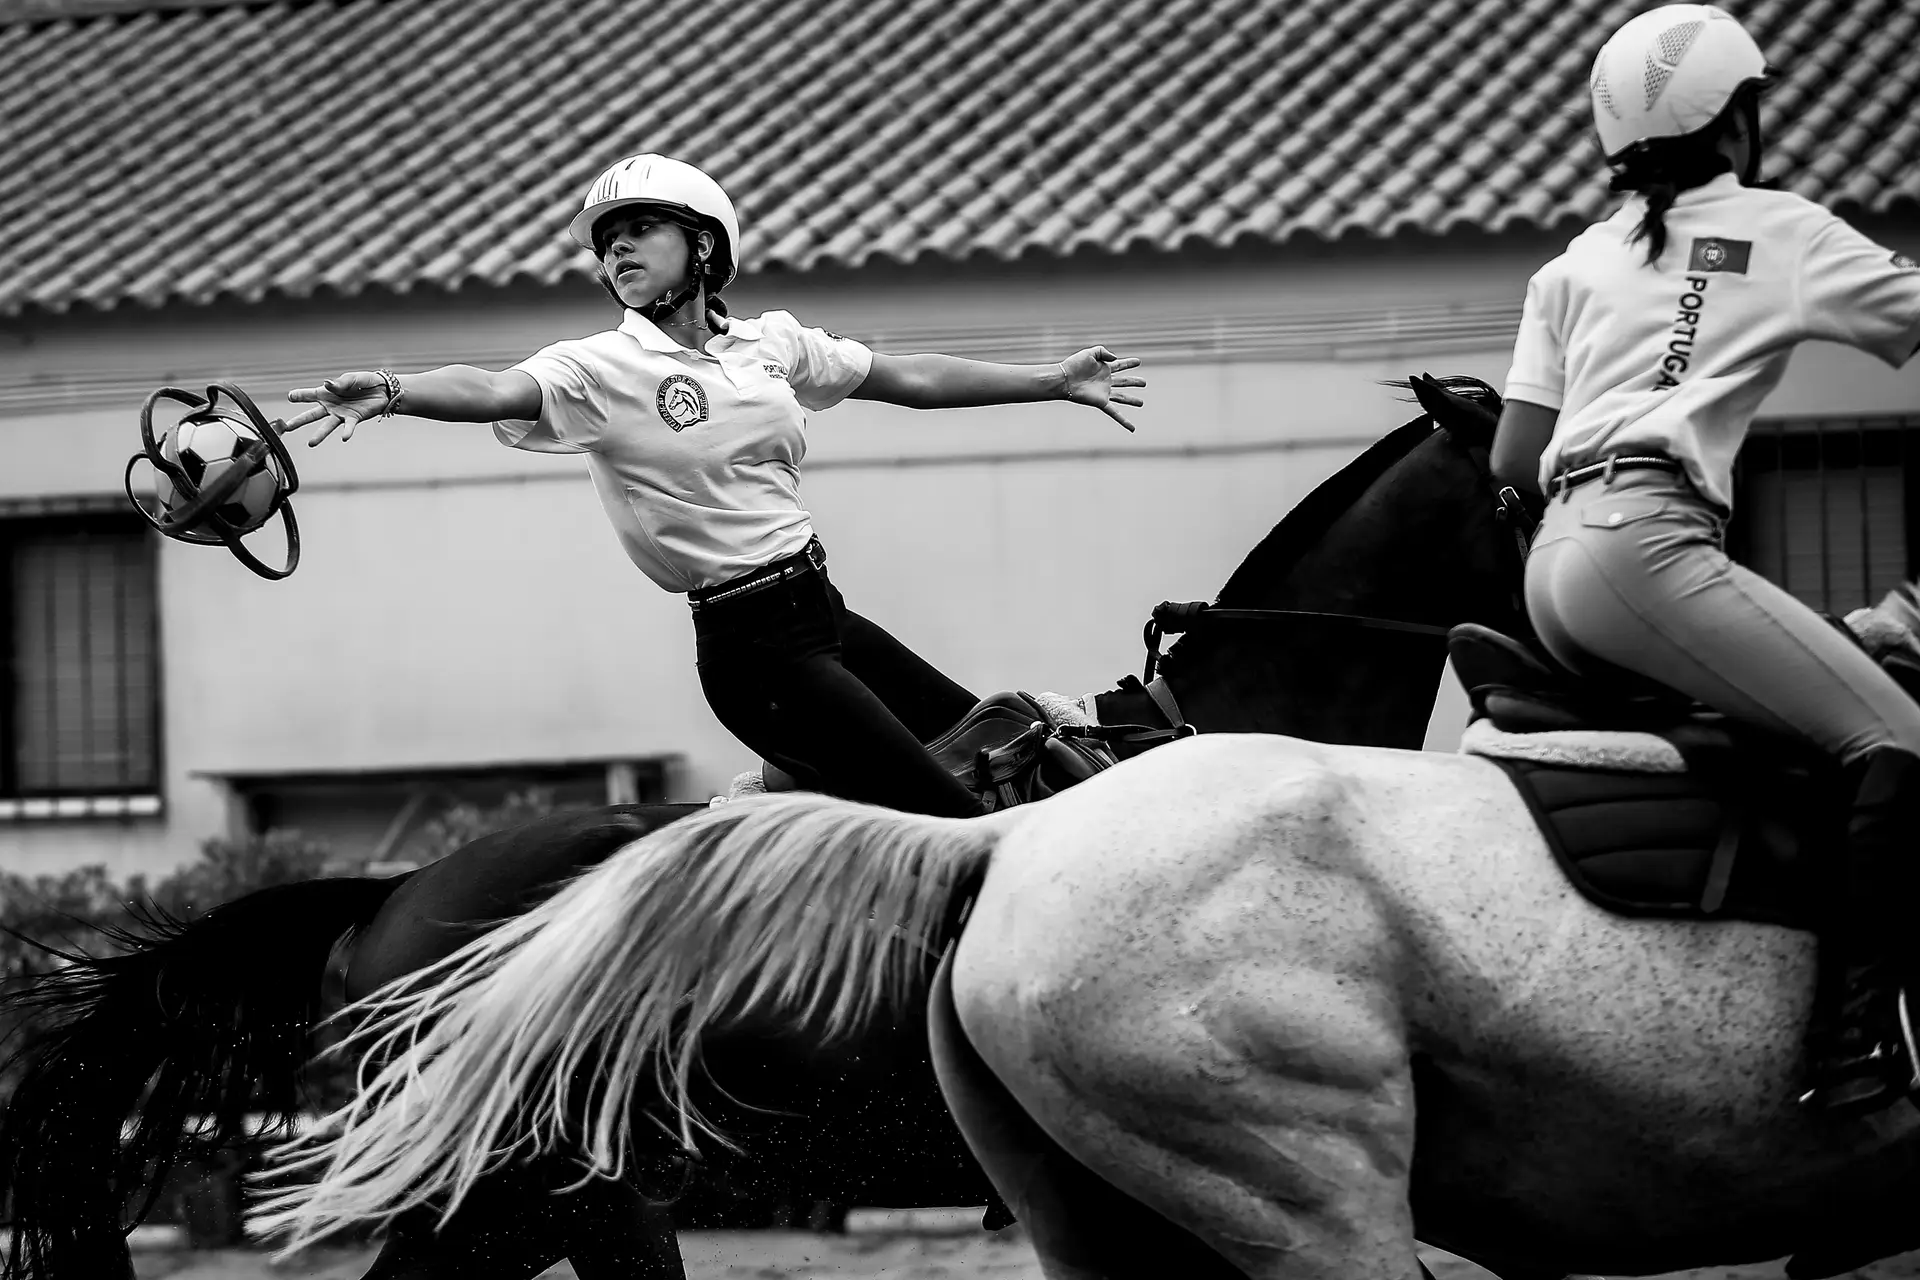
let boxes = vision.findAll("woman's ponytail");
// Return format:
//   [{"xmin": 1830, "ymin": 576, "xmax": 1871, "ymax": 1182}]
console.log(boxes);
[
  {"xmin": 1614, "ymin": 168, "xmax": 1709, "ymax": 264},
  {"xmin": 1608, "ymin": 83, "xmax": 1761, "ymax": 266}
]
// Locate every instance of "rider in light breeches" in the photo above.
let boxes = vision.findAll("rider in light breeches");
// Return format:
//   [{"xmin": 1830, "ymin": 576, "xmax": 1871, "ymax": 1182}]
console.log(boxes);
[{"xmin": 1491, "ymin": 5, "xmax": 1920, "ymax": 1115}]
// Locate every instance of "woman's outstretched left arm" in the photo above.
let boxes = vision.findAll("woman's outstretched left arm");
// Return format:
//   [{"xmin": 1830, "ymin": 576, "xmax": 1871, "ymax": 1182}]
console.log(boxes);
[{"xmin": 852, "ymin": 347, "xmax": 1145, "ymax": 431}]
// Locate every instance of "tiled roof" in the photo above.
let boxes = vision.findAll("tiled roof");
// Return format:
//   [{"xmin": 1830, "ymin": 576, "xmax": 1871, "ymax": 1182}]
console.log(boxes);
[{"xmin": 2, "ymin": 0, "xmax": 1917, "ymax": 315}]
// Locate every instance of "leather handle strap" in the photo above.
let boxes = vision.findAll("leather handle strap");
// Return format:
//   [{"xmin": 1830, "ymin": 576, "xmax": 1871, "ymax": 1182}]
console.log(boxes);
[
  {"xmin": 1144, "ymin": 676, "xmax": 1187, "ymax": 732},
  {"xmin": 1700, "ymin": 804, "xmax": 1743, "ymax": 915}
]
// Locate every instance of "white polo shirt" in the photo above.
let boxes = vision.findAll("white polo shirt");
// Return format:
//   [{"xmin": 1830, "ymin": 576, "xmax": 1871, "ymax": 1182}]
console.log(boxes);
[
  {"xmin": 493, "ymin": 309, "xmax": 874, "ymax": 592},
  {"xmin": 1506, "ymin": 173, "xmax": 1920, "ymax": 509}
]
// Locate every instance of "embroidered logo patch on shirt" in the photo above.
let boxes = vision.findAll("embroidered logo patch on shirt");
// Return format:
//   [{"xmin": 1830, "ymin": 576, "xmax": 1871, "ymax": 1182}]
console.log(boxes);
[
  {"xmin": 763, "ymin": 363, "xmax": 789, "ymax": 380},
  {"xmin": 656, "ymin": 374, "xmax": 710, "ymax": 431},
  {"xmin": 1894, "ymin": 251, "xmax": 1918, "ymax": 271},
  {"xmin": 1688, "ymin": 237, "xmax": 1751, "ymax": 274}
]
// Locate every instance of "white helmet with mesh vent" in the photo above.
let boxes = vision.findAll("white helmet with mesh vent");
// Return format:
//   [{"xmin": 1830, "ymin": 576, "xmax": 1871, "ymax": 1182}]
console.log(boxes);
[
  {"xmin": 1589, "ymin": 4, "xmax": 1768, "ymax": 160},
  {"xmin": 568, "ymin": 154, "xmax": 741, "ymax": 290}
]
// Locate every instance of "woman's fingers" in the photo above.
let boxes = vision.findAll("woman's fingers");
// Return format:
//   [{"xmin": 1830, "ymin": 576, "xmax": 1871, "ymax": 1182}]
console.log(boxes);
[
  {"xmin": 283, "ymin": 404, "xmax": 330, "ymax": 430},
  {"xmin": 1059, "ymin": 349, "xmax": 1143, "ymax": 431},
  {"xmin": 288, "ymin": 374, "xmax": 387, "ymax": 445},
  {"xmin": 307, "ymin": 414, "xmax": 349, "ymax": 446}
]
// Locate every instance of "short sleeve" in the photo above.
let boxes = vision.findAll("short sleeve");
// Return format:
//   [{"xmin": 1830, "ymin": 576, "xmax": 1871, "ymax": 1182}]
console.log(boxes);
[
  {"xmin": 492, "ymin": 344, "xmax": 608, "ymax": 454},
  {"xmin": 1504, "ymin": 264, "xmax": 1567, "ymax": 411},
  {"xmin": 760, "ymin": 310, "xmax": 874, "ymax": 411},
  {"xmin": 1797, "ymin": 215, "xmax": 1920, "ymax": 368}
]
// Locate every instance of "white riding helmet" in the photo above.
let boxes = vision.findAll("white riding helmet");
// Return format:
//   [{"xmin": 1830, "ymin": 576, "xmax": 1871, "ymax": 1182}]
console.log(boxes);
[
  {"xmin": 1589, "ymin": 4, "xmax": 1769, "ymax": 161},
  {"xmin": 568, "ymin": 154, "xmax": 741, "ymax": 289}
]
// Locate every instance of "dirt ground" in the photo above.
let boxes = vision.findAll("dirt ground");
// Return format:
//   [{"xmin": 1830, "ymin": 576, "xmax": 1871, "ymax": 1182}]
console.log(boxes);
[
  {"xmin": 135, "ymin": 1230, "xmax": 1042, "ymax": 1279},
  {"xmin": 130, "ymin": 1233, "xmax": 1920, "ymax": 1280}
]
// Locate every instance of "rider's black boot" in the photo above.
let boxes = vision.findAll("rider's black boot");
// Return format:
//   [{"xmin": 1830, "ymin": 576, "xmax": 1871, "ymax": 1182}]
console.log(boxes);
[{"xmin": 1799, "ymin": 748, "xmax": 1920, "ymax": 1115}]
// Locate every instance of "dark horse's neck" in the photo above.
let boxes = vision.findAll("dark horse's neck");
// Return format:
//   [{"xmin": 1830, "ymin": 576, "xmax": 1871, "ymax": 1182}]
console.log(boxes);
[{"xmin": 1095, "ymin": 377, "xmax": 1528, "ymax": 751}]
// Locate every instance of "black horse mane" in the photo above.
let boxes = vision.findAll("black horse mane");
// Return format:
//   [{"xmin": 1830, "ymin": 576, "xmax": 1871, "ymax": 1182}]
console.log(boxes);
[{"xmin": 1210, "ymin": 374, "xmax": 1499, "ymax": 608}]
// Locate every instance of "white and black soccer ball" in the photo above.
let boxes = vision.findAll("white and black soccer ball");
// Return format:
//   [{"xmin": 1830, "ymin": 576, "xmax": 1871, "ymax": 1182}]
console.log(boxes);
[{"xmin": 153, "ymin": 413, "xmax": 284, "ymax": 535}]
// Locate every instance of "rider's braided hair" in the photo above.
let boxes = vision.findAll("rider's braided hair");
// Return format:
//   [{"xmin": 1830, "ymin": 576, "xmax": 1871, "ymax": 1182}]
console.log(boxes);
[{"xmin": 1611, "ymin": 83, "xmax": 1768, "ymax": 266}]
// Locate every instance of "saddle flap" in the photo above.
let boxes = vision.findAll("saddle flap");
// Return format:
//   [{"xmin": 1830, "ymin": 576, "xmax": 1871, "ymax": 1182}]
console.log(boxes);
[
  {"xmin": 752, "ymin": 689, "xmax": 1115, "ymax": 807},
  {"xmin": 925, "ymin": 692, "xmax": 1049, "ymax": 777},
  {"xmin": 923, "ymin": 690, "xmax": 1127, "ymax": 812}
]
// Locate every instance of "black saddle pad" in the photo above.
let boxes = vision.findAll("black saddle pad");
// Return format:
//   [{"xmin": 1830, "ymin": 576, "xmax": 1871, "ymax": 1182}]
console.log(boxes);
[
  {"xmin": 1447, "ymin": 620, "xmax": 1895, "ymax": 931},
  {"xmin": 1489, "ymin": 755, "xmax": 1844, "ymax": 933}
]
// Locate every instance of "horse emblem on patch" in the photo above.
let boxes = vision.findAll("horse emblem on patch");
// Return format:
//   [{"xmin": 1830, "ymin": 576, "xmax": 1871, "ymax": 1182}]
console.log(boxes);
[{"xmin": 656, "ymin": 374, "xmax": 709, "ymax": 431}]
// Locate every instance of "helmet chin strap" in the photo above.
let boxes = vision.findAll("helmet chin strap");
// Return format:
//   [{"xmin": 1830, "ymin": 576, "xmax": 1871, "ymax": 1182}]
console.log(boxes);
[
  {"xmin": 1739, "ymin": 94, "xmax": 1765, "ymax": 185},
  {"xmin": 638, "ymin": 276, "xmax": 703, "ymax": 324},
  {"xmin": 637, "ymin": 246, "xmax": 711, "ymax": 325}
]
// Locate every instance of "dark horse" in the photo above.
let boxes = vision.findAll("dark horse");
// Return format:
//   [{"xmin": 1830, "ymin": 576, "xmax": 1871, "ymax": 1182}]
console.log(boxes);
[{"xmin": 0, "ymin": 377, "xmax": 1524, "ymax": 1280}]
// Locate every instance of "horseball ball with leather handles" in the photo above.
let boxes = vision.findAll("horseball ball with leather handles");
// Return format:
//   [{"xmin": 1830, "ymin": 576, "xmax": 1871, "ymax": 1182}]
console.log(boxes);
[{"xmin": 125, "ymin": 381, "xmax": 302, "ymax": 580}]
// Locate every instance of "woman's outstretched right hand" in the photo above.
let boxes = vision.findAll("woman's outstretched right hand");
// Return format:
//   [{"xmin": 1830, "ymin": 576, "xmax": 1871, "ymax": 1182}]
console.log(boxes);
[{"xmin": 286, "ymin": 372, "xmax": 392, "ymax": 445}]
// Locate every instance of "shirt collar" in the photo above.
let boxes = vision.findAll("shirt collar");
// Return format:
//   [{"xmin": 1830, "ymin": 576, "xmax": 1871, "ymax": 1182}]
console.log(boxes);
[
  {"xmin": 1623, "ymin": 170, "xmax": 1744, "ymax": 213},
  {"xmin": 1688, "ymin": 171, "xmax": 1744, "ymax": 198},
  {"xmin": 618, "ymin": 308, "xmax": 763, "ymax": 352},
  {"xmin": 618, "ymin": 309, "xmax": 689, "ymax": 352}
]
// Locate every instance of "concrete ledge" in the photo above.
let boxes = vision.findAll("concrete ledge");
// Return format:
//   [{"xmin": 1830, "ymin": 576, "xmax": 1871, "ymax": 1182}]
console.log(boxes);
[{"xmin": 842, "ymin": 1206, "xmax": 990, "ymax": 1236}]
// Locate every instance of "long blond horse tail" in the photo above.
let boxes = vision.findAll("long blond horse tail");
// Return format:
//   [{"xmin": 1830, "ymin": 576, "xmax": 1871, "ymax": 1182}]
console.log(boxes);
[{"xmin": 246, "ymin": 791, "xmax": 1016, "ymax": 1254}]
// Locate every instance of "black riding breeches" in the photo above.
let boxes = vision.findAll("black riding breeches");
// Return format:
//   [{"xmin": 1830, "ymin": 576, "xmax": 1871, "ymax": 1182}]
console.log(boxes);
[{"xmin": 692, "ymin": 558, "xmax": 986, "ymax": 818}]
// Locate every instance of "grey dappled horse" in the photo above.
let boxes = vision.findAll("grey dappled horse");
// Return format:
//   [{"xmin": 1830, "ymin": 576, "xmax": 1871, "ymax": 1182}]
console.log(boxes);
[
  {"xmin": 1, "ymin": 377, "xmax": 1524, "ymax": 1280},
  {"xmin": 251, "ymin": 720, "xmax": 1920, "ymax": 1280}
]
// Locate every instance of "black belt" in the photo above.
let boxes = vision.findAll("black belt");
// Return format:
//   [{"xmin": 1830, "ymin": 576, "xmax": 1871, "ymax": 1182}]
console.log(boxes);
[
  {"xmin": 1548, "ymin": 453, "xmax": 1684, "ymax": 498},
  {"xmin": 687, "ymin": 538, "xmax": 825, "ymax": 611}
]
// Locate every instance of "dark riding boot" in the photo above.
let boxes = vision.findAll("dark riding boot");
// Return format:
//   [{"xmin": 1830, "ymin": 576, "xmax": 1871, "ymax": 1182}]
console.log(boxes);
[{"xmin": 1799, "ymin": 748, "xmax": 1920, "ymax": 1115}]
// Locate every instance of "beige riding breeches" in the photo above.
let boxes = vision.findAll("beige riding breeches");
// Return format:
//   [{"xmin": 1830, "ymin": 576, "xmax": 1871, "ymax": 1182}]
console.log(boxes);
[{"xmin": 1525, "ymin": 467, "xmax": 1920, "ymax": 764}]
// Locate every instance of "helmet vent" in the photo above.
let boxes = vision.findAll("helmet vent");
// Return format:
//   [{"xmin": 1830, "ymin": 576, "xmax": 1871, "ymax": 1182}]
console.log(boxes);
[
  {"xmin": 1657, "ymin": 18, "xmax": 1705, "ymax": 66},
  {"xmin": 1644, "ymin": 18, "xmax": 1703, "ymax": 108},
  {"xmin": 1643, "ymin": 54, "xmax": 1675, "ymax": 109},
  {"xmin": 1592, "ymin": 64, "xmax": 1620, "ymax": 118}
]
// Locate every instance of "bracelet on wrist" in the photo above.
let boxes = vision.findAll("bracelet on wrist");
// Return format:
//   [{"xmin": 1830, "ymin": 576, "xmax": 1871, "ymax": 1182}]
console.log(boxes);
[{"xmin": 376, "ymin": 368, "xmax": 405, "ymax": 419}]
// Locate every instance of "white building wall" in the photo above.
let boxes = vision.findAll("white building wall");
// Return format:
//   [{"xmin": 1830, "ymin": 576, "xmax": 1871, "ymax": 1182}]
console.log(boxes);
[{"xmin": 5, "ymin": 231, "xmax": 1918, "ymax": 879}]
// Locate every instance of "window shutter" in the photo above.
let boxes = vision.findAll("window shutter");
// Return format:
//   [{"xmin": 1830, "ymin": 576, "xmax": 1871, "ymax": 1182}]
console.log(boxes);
[{"xmin": 9, "ymin": 526, "xmax": 158, "ymax": 794}]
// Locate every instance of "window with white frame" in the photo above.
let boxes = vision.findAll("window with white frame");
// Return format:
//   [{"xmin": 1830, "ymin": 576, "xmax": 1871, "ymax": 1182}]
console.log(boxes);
[{"xmin": 1, "ymin": 506, "xmax": 161, "ymax": 818}]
